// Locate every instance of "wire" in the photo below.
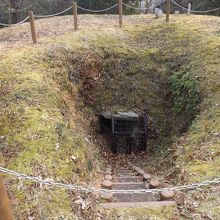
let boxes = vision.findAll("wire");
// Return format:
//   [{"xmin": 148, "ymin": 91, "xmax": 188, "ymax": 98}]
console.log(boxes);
[
  {"xmin": 0, "ymin": 16, "xmax": 30, "ymax": 27},
  {"xmin": 34, "ymin": 6, "xmax": 73, "ymax": 18},
  {"xmin": 77, "ymin": 4, "xmax": 118, "ymax": 13},
  {"xmin": 171, "ymin": 0, "xmax": 220, "ymax": 13},
  {"xmin": 123, "ymin": 0, "xmax": 166, "ymax": 11}
]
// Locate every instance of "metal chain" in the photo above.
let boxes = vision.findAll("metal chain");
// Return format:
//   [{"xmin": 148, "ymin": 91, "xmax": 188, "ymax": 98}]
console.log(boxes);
[
  {"xmin": 34, "ymin": 6, "xmax": 73, "ymax": 18},
  {"xmin": 171, "ymin": 0, "xmax": 220, "ymax": 13},
  {"xmin": 123, "ymin": 0, "xmax": 166, "ymax": 11},
  {"xmin": 77, "ymin": 4, "xmax": 118, "ymax": 13},
  {"xmin": 1, "ymin": 166, "xmax": 220, "ymax": 194},
  {"xmin": 0, "ymin": 16, "xmax": 30, "ymax": 27}
]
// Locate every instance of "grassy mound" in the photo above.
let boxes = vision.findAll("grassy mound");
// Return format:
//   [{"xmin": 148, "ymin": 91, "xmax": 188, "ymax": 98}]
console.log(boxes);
[{"xmin": 0, "ymin": 15, "xmax": 219, "ymax": 219}]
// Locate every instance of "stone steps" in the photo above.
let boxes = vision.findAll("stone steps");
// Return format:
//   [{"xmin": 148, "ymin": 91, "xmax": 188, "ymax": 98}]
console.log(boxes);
[
  {"xmin": 116, "ymin": 173, "xmax": 134, "ymax": 177},
  {"xmin": 115, "ymin": 176, "xmax": 141, "ymax": 182},
  {"xmin": 113, "ymin": 182, "xmax": 145, "ymax": 190},
  {"xmin": 100, "ymin": 201, "xmax": 176, "ymax": 209},
  {"xmin": 114, "ymin": 192, "xmax": 156, "ymax": 202},
  {"xmin": 100, "ymin": 165, "xmax": 177, "ymax": 210}
]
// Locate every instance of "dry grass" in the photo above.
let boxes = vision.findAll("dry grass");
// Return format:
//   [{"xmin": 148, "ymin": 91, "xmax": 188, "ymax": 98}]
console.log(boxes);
[
  {"xmin": 1, "ymin": 13, "xmax": 219, "ymax": 52},
  {"xmin": 0, "ymin": 14, "xmax": 152, "ymax": 50}
]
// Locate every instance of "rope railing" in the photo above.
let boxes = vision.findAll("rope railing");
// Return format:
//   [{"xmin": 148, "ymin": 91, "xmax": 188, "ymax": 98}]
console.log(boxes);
[
  {"xmin": 0, "ymin": 16, "xmax": 30, "ymax": 27},
  {"xmin": 122, "ymin": 0, "xmax": 166, "ymax": 11},
  {"xmin": 77, "ymin": 4, "xmax": 118, "ymax": 13},
  {"xmin": 34, "ymin": 6, "xmax": 73, "ymax": 18},
  {"xmin": 0, "ymin": 1, "xmax": 220, "ymax": 43},
  {"xmin": 0, "ymin": 166, "xmax": 220, "ymax": 194},
  {"xmin": 171, "ymin": 0, "xmax": 220, "ymax": 13}
]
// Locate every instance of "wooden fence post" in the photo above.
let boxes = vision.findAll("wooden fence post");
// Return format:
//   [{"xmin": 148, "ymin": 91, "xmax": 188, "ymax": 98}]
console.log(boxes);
[
  {"xmin": 0, "ymin": 176, "xmax": 14, "ymax": 220},
  {"xmin": 73, "ymin": 1, "xmax": 78, "ymax": 30},
  {"xmin": 166, "ymin": 0, "xmax": 171, "ymax": 22},
  {"xmin": 119, "ymin": 0, "xmax": 123, "ymax": 28},
  {"xmin": 28, "ymin": 11, "xmax": 37, "ymax": 44}
]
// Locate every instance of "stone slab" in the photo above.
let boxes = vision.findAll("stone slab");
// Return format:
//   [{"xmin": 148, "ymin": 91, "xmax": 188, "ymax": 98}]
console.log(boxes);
[
  {"xmin": 113, "ymin": 192, "xmax": 156, "ymax": 202},
  {"xmin": 113, "ymin": 182, "xmax": 145, "ymax": 190},
  {"xmin": 115, "ymin": 176, "xmax": 141, "ymax": 182},
  {"xmin": 100, "ymin": 201, "xmax": 176, "ymax": 209}
]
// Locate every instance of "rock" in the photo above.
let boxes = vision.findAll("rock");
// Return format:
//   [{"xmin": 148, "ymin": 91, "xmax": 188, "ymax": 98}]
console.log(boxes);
[
  {"xmin": 100, "ymin": 193, "xmax": 113, "ymax": 202},
  {"xmin": 155, "ymin": 8, "xmax": 163, "ymax": 18},
  {"xmin": 160, "ymin": 190, "xmax": 174, "ymax": 201},
  {"xmin": 105, "ymin": 174, "xmax": 113, "ymax": 181},
  {"xmin": 138, "ymin": 170, "xmax": 145, "ymax": 175},
  {"xmin": 101, "ymin": 180, "xmax": 113, "ymax": 189},
  {"xmin": 143, "ymin": 173, "xmax": 151, "ymax": 181},
  {"xmin": 149, "ymin": 178, "xmax": 160, "ymax": 189},
  {"xmin": 159, "ymin": 183, "xmax": 175, "ymax": 201}
]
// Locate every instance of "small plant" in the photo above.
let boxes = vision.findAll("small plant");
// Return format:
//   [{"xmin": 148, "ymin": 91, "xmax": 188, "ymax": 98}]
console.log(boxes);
[{"xmin": 170, "ymin": 68, "xmax": 201, "ymax": 126}]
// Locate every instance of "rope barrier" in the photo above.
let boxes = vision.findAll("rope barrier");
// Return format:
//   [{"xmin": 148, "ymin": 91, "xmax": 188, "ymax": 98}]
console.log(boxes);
[
  {"xmin": 0, "ymin": 16, "xmax": 30, "ymax": 27},
  {"xmin": 1, "ymin": 1, "xmax": 220, "ymax": 27},
  {"xmin": 0, "ymin": 166, "xmax": 220, "ymax": 194},
  {"xmin": 77, "ymin": 4, "xmax": 118, "ymax": 13},
  {"xmin": 123, "ymin": 0, "xmax": 166, "ymax": 11},
  {"xmin": 171, "ymin": 0, "xmax": 220, "ymax": 13},
  {"xmin": 34, "ymin": 6, "xmax": 73, "ymax": 18}
]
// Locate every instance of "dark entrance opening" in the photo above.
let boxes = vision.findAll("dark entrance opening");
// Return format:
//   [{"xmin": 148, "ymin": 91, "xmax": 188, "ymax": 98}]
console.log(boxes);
[{"xmin": 98, "ymin": 112, "xmax": 148, "ymax": 154}]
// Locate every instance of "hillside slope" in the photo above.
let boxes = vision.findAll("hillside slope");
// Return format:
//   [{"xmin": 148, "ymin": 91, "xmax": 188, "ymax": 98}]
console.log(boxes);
[{"xmin": 0, "ymin": 14, "xmax": 220, "ymax": 219}]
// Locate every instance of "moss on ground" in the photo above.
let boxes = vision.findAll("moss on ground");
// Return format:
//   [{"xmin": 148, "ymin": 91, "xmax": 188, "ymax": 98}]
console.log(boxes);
[
  {"xmin": 104, "ymin": 206, "xmax": 175, "ymax": 220},
  {"xmin": 0, "ymin": 14, "xmax": 219, "ymax": 219}
]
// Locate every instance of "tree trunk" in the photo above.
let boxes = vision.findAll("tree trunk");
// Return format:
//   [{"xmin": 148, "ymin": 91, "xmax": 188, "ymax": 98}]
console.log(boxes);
[{"xmin": 9, "ymin": 0, "xmax": 18, "ymax": 24}]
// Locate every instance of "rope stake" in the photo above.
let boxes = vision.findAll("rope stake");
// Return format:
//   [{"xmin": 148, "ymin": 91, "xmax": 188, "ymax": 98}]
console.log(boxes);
[
  {"xmin": 28, "ymin": 11, "xmax": 37, "ymax": 44},
  {"xmin": 166, "ymin": 0, "xmax": 171, "ymax": 22},
  {"xmin": 73, "ymin": 2, "xmax": 78, "ymax": 30},
  {"xmin": 119, "ymin": 0, "xmax": 123, "ymax": 28}
]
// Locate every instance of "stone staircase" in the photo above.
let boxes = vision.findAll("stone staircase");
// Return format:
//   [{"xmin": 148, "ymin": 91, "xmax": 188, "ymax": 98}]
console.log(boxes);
[{"xmin": 100, "ymin": 166, "xmax": 176, "ymax": 209}]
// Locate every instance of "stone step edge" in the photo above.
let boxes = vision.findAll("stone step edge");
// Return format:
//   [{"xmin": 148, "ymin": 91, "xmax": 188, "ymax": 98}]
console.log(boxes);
[
  {"xmin": 115, "ymin": 176, "xmax": 141, "ymax": 179},
  {"xmin": 100, "ymin": 201, "xmax": 176, "ymax": 209},
  {"xmin": 113, "ymin": 182, "xmax": 144, "ymax": 186},
  {"xmin": 114, "ymin": 179, "xmax": 142, "ymax": 183}
]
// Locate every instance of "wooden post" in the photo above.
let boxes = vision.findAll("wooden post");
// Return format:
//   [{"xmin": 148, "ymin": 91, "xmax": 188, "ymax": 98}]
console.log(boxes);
[
  {"xmin": 0, "ymin": 176, "xmax": 14, "ymax": 220},
  {"xmin": 73, "ymin": 1, "xmax": 78, "ymax": 30},
  {"xmin": 119, "ymin": 0, "xmax": 123, "ymax": 28},
  {"xmin": 28, "ymin": 11, "xmax": 37, "ymax": 44},
  {"xmin": 166, "ymin": 0, "xmax": 171, "ymax": 22},
  {"xmin": 187, "ymin": 3, "xmax": 191, "ymax": 15}
]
